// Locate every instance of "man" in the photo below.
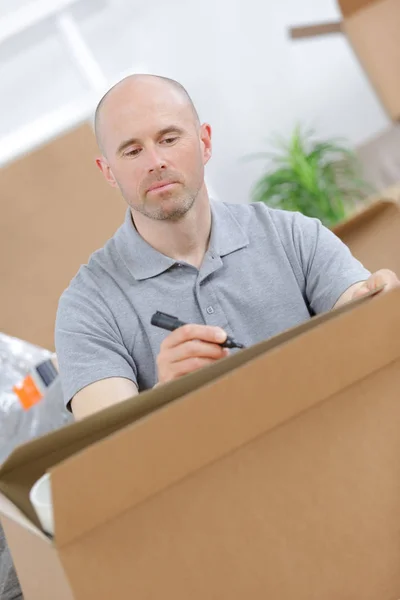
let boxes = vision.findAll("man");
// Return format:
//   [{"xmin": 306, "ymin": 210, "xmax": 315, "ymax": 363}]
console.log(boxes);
[{"xmin": 55, "ymin": 74, "xmax": 399, "ymax": 420}]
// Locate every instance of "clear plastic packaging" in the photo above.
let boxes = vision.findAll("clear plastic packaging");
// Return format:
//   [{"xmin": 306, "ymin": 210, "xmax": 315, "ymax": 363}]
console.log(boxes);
[
  {"xmin": 0, "ymin": 333, "xmax": 72, "ymax": 464},
  {"xmin": 0, "ymin": 332, "xmax": 72, "ymax": 599}
]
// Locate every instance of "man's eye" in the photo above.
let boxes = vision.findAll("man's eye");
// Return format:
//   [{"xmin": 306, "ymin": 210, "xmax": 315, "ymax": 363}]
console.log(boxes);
[
  {"xmin": 125, "ymin": 148, "xmax": 141, "ymax": 157},
  {"xmin": 161, "ymin": 137, "xmax": 178, "ymax": 144}
]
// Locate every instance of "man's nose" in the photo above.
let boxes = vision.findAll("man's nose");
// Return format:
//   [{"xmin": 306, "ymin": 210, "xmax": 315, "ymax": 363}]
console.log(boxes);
[{"xmin": 147, "ymin": 147, "xmax": 167, "ymax": 172}]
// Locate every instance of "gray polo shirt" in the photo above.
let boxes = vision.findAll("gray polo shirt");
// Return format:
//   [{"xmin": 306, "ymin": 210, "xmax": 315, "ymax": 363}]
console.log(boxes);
[{"xmin": 55, "ymin": 200, "xmax": 369, "ymax": 406}]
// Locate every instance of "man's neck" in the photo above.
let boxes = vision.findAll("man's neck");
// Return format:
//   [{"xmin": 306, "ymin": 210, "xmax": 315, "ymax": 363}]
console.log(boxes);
[{"xmin": 131, "ymin": 188, "xmax": 212, "ymax": 270}]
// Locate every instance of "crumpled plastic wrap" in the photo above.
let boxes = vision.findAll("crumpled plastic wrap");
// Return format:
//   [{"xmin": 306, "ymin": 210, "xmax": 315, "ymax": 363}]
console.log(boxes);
[
  {"xmin": 0, "ymin": 332, "xmax": 73, "ymax": 600},
  {"xmin": 0, "ymin": 332, "xmax": 72, "ymax": 464}
]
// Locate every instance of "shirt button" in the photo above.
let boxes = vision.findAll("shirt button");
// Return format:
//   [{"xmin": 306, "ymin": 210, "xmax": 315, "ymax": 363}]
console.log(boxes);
[
  {"xmin": 206, "ymin": 306, "xmax": 214, "ymax": 314},
  {"xmin": 177, "ymin": 263, "xmax": 182, "ymax": 267}
]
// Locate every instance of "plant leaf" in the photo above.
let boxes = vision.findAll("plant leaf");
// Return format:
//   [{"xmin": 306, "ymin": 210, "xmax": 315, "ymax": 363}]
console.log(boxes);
[{"xmin": 249, "ymin": 126, "xmax": 369, "ymax": 226}]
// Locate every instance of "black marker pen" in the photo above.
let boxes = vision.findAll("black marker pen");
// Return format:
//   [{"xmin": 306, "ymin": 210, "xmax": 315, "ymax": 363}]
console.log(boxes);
[{"xmin": 151, "ymin": 311, "xmax": 245, "ymax": 350}]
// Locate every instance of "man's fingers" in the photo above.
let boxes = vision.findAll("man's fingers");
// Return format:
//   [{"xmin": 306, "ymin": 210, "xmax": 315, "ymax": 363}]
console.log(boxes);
[
  {"xmin": 351, "ymin": 282, "xmax": 374, "ymax": 300},
  {"xmin": 161, "ymin": 323, "xmax": 227, "ymax": 349},
  {"xmin": 168, "ymin": 339, "xmax": 229, "ymax": 363},
  {"xmin": 157, "ymin": 323, "xmax": 231, "ymax": 385},
  {"xmin": 352, "ymin": 269, "xmax": 400, "ymax": 300},
  {"xmin": 167, "ymin": 356, "xmax": 221, "ymax": 379},
  {"xmin": 374, "ymin": 269, "xmax": 400, "ymax": 290}
]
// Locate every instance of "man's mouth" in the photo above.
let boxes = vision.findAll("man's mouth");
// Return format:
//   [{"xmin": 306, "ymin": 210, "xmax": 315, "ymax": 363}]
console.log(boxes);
[{"xmin": 147, "ymin": 181, "xmax": 177, "ymax": 193}]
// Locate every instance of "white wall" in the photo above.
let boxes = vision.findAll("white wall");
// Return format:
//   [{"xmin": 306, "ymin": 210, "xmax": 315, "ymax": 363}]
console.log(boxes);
[{"xmin": 0, "ymin": 0, "xmax": 390, "ymax": 203}]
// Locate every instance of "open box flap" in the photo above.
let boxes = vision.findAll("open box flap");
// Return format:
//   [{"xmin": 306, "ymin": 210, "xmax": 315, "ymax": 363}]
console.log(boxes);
[
  {"xmin": 0, "ymin": 288, "xmax": 378, "ymax": 480},
  {"xmin": 1, "ymin": 288, "xmax": 399, "ymax": 545},
  {"xmin": 52, "ymin": 288, "xmax": 400, "ymax": 546},
  {"xmin": 0, "ymin": 493, "xmax": 49, "ymax": 543}
]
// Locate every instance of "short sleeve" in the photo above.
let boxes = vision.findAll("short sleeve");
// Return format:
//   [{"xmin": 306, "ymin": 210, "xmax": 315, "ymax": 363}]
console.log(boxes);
[
  {"xmin": 55, "ymin": 276, "xmax": 138, "ymax": 409},
  {"xmin": 268, "ymin": 208, "xmax": 371, "ymax": 314},
  {"xmin": 291, "ymin": 211, "xmax": 370, "ymax": 313}
]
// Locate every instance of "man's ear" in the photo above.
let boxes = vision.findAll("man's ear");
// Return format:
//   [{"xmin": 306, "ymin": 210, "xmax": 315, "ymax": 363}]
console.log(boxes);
[
  {"xmin": 200, "ymin": 123, "xmax": 212, "ymax": 165},
  {"xmin": 95, "ymin": 156, "xmax": 118, "ymax": 188}
]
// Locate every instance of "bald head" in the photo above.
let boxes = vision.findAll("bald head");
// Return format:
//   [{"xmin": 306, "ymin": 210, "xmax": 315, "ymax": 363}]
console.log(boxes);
[
  {"xmin": 94, "ymin": 74, "xmax": 200, "ymax": 155},
  {"xmin": 94, "ymin": 73, "xmax": 212, "ymax": 222}
]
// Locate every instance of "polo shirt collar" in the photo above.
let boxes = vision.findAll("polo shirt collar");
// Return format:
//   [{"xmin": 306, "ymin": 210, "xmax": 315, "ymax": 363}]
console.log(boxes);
[
  {"xmin": 208, "ymin": 198, "xmax": 249, "ymax": 257},
  {"xmin": 116, "ymin": 199, "xmax": 249, "ymax": 281},
  {"xmin": 117, "ymin": 209, "xmax": 175, "ymax": 281}
]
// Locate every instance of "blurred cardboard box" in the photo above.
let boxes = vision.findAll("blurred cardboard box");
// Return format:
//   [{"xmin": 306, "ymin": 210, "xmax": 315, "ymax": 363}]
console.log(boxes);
[
  {"xmin": 0, "ymin": 286, "xmax": 399, "ymax": 600},
  {"xmin": 289, "ymin": 0, "xmax": 400, "ymax": 120},
  {"xmin": 368, "ymin": 182, "xmax": 400, "ymax": 204},
  {"xmin": 341, "ymin": 0, "xmax": 400, "ymax": 121},
  {"xmin": 356, "ymin": 126, "xmax": 400, "ymax": 191},
  {"xmin": 334, "ymin": 199, "xmax": 400, "ymax": 274},
  {"xmin": 0, "ymin": 124, "xmax": 126, "ymax": 351}
]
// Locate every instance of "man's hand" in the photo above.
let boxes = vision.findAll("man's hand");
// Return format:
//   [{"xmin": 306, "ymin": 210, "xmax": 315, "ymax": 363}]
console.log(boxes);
[
  {"xmin": 157, "ymin": 324, "xmax": 230, "ymax": 384},
  {"xmin": 335, "ymin": 269, "xmax": 400, "ymax": 308}
]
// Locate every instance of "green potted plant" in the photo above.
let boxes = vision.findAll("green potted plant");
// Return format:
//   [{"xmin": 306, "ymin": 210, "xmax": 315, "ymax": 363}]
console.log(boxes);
[{"xmin": 250, "ymin": 127, "xmax": 372, "ymax": 227}]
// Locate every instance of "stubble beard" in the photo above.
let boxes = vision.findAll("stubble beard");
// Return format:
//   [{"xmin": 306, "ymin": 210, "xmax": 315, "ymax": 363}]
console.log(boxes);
[{"xmin": 131, "ymin": 187, "xmax": 198, "ymax": 222}]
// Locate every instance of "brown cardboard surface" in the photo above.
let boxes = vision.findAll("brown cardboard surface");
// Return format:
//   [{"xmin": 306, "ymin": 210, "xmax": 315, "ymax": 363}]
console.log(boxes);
[
  {"xmin": 61, "ymin": 359, "xmax": 400, "ymax": 600},
  {"xmin": 45, "ymin": 288, "xmax": 400, "ymax": 548},
  {"xmin": 334, "ymin": 200, "xmax": 400, "ymax": 274},
  {"xmin": 0, "ymin": 287, "xmax": 386, "ymax": 534},
  {"xmin": 338, "ymin": 0, "xmax": 379, "ymax": 17},
  {"xmin": 342, "ymin": 0, "xmax": 400, "ymax": 120},
  {"xmin": 1, "ymin": 516, "xmax": 73, "ymax": 600},
  {"xmin": 0, "ymin": 288, "xmax": 400, "ymax": 599},
  {"xmin": 0, "ymin": 124, "xmax": 126, "ymax": 350}
]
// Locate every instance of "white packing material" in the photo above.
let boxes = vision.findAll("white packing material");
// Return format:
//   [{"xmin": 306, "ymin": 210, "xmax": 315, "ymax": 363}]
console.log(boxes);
[{"xmin": 0, "ymin": 332, "xmax": 72, "ymax": 600}]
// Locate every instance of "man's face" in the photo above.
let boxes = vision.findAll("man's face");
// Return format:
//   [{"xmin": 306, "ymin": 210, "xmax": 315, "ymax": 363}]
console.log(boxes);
[{"xmin": 96, "ymin": 81, "xmax": 212, "ymax": 221}]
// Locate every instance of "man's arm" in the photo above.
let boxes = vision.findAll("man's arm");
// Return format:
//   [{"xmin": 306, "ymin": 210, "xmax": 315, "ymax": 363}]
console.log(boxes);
[
  {"xmin": 71, "ymin": 323, "xmax": 229, "ymax": 419},
  {"xmin": 267, "ymin": 207, "xmax": 372, "ymax": 314},
  {"xmin": 57, "ymin": 280, "xmax": 230, "ymax": 420},
  {"xmin": 71, "ymin": 377, "xmax": 138, "ymax": 420},
  {"xmin": 55, "ymin": 280, "xmax": 140, "ymax": 419},
  {"xmin": 334, "ymin": 268, "xmax": 400, "ymax": 308}
]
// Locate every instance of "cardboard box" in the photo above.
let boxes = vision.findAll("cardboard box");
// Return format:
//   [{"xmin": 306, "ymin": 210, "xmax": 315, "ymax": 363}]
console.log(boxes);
[
  {"xmin": 289, "ymin": 0, "xmax": 400, "ymax": 121},
  {"xmin": 0, "ymin": 124, "xmax": 126, "ymax": 350},
  {"xmin": 356, "ymin": 127, "xmax": 400, "ymax": 191},
  {"xmin": 341, "ymin": 0, "xmax": 400, "ymax": 121},
  {"xmin": 1, "ymin": 286, "xmax": 400, "ymax": 600},
  {"xmin": 333, "ymin": 199, "xmax": 400, "ymax": 275}
]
